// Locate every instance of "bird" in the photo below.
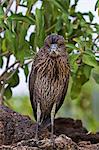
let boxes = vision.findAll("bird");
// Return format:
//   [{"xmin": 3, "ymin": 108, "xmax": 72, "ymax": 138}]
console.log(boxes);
[{"xmin": 29, "ymin": 34, "xmax": 70, "ymax": 143}]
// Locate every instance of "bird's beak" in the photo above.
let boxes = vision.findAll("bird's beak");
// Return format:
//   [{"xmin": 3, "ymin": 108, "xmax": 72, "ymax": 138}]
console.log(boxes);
[{"xmin": 50, "ymin": 44, "xmax": 58, "ymax": 53}]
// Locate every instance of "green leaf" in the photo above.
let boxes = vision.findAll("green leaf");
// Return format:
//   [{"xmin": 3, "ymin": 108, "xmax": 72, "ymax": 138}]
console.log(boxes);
[
  {"xmin": 74, "ymin": 0, "xmax": 79, "ymax": 5},
  {"xmin": 18, "ymin": 24, "xmax": 27, "ymax": 45},
  {"xmin": 62, "ymin": 13, "xmax": 73, "ymax": 36},
  {"xmin": 1, "ymin": 39, "xmax": 7, "ymax": 52},
  {"xmin": 93, "ymin": 73, "xmax": 99, "ymax": 84},
  {"xmin": 27, "ymin": 0, "xmax": 37, "ymax": 8},
  {"xmin": 82, "ymin": 51, "xmax": 97, "ymax": 68},
  {"xmin": 92, "ymin": 68, "xmax": 99, "ymax": 84},
  {"xmin": 69, "ymin": 53, "xmax": 80, "ymax": 73},
  {"xmin": 8, "ymin": 14, "xmax": 35, "ymax": 24},
  {"xmin": 77, "ymin": 69, "xmax": 89, "ymax": 85},
  {"xmin": 30, "ymin": 32, "xmax": 36, "ymax": 51},
  {"xmin": 95, "ymin": 0, "xmax": 99, "ymax": 11},
  {"xmin": 95, "ymin": 23, "xmax": 99, "ymax": 34},
  {"xmin": 7, "ymin": 70, "xmax": 19, "ymax": 87},
  {"xmin": 88, "ymin": 11, "xmax": 94, "ymax": 22},
  {"xmin": 35, "ymin": 8, "xmax": 44, "ymax": 35},
  {"xmin": 24, "ymin": 64, "xmax": 29, "ymax": 82},
  {"xmin": 66, "ymin": 43, "xmax": 79, "ymax": 50},
  {"xmin": 35, "ymin": 8, "xmax": 45, "ymax": 47},
  {"xmin": 0, "ymin": 6, "xmax": 8, "ymax": 30},
  {"xmin": 0, "ymin": 57, "xmax": 3, "ymax": 68},
  {"xmin": 16, "ymin": 41, "xmax": 30, "ymax": 63},
  {"xmin": 0, "ymin": 6, "xmax": 4, "ymax": 19},
  {"xmin": 71, "ymin": 80, "xmax": 81, "ymax": 99},
  {"xmin": 49, "ymin": 0, "xmax": 68, "ymax": 15},
  {"xmin": 0, "ymin": 20, "xmax": 8, "ymax": 30},
  {"xmin": 4, "ymin": 85, "xmax": 12, "ymax": 99},
  {"xmin": 5, "ymin": 29, "xmax": 16, "ymax": 53},
  {"xmin": 83, "ymin": 65, "xmax": 92, "ymax": 79},
  {"xmin": 55, "ymin": 17, "xmax": 63, "ymax": 32},
  {"xmin": 69, "ymin": 5, "xmax": 76, "ymax": 16},
  {"xmin": 71, "ymin": 64, "xmax": 91, "ymax": 99}
]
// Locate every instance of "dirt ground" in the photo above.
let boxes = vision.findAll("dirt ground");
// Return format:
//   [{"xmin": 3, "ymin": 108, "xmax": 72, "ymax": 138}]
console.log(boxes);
[{"xmin": 0, "ymin": 105, "xmax": 99, "ymax": 150}]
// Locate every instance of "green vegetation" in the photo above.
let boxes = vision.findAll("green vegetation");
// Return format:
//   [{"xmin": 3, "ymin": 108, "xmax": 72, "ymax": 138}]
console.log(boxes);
[
  {"xmin": 4, "ymin": 96, "xmax": 33, "ymax": 119},
  {"xmin": 0, "ymin": 0, "xmax": 99, "ymax": 131}
]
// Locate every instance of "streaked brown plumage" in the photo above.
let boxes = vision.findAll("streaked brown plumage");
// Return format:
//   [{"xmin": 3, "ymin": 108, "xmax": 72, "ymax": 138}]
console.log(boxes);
[{"xmin": 29, "ymin": 34, "xmax": 70, "ymax": 141}]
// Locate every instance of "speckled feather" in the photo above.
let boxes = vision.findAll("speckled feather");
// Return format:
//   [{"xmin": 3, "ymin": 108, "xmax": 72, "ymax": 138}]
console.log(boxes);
[{"xmin": 29, "ymin": 35, "xmax": 70, "ymax": 124}]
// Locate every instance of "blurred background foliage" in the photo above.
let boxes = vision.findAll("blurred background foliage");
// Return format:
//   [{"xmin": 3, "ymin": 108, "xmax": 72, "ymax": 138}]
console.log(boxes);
[{"xmin": 0, "ymin": 0, "xmax": 99, "ymax": 131}]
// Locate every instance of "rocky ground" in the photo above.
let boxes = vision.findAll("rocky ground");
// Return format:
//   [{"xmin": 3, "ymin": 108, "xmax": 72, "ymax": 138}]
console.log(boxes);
[{"xmin": 0, "ymin": 105, "xmax": 99, "ymax": 150}]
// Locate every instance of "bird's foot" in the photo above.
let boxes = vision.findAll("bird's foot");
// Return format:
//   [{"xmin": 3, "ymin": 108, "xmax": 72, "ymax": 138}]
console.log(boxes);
[{"xmin": 50, "ymin": 135, "xmax": 56, "ymax": 149}]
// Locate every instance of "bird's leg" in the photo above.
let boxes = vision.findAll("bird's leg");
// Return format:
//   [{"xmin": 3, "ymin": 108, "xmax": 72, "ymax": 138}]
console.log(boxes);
[
  {"xmin": 35, "ymin": 102, "xmax": 41, "ymax": 143},
  {"xmin": 51, "ymin": 102, "xmax": 56, "ymax": 147}
]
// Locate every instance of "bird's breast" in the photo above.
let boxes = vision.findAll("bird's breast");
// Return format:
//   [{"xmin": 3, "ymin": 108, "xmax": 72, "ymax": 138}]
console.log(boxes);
[{"xmin": 34, "ymin": 56, "xmax": 69, "ymax": 109}]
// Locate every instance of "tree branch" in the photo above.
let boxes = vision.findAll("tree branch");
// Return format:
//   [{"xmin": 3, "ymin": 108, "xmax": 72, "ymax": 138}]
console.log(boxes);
[
  {"xmin": 0, "ymin": 61, "xmax": 20, "ymax": 82},
  {"xmin": 5, "ymin": 0, "xmax": 13, "ymax": 16}
]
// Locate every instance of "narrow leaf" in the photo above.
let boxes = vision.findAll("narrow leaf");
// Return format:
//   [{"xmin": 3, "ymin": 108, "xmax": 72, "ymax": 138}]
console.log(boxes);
[
  {"xmin": 24, "ymin": 64, "xmax": 29, "ymax": 82},
  {"xmin": 8, "ymin": 14, "xmax": 35, "ymax": 24},
  {"xmin": 4, "ymin": 85, "xmax": 12, "ymax": 99},
  {"xmin": 82, "ymin": 52, "xmax": 97, "ymax": 68}
]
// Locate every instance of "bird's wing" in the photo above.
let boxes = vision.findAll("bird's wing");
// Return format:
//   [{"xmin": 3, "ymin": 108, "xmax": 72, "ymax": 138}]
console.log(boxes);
[
  {"xmin": 29, "ymin": 55, "xmax": 39, "ymax": 119},
  {"xmin": 56, "ymin": 67, "xmax": 70, "ymax": 114}
]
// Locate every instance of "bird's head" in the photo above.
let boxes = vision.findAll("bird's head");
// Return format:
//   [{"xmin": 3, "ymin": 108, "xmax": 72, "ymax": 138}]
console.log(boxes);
[{"xmin": 44, "ymin": 34, "xmax": 66, "ymax": 57}]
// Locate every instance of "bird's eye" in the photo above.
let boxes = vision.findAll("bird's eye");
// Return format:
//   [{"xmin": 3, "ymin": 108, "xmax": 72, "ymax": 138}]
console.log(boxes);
[
  {"xmin": 58, "ymin": 43, "xmax": 64, "ymax": 47},
  {"xmin": 57, "ymin": 40, "xmax": 64, "ymax": 47}
]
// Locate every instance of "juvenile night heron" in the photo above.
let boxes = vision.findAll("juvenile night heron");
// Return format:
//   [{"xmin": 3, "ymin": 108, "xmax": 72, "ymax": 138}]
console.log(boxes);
[{"xmin": 29, "ymin": 34, "xmax": 70, "ymax": 143}]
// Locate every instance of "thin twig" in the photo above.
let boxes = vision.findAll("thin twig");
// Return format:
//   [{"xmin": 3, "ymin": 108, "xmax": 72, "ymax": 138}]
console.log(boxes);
[
  {"xmin": 0, "ymin": 0, "xmax": 6, "ymax": 5},
  {"xmin": 45, "ymin": 24, "xmax": 56, "ymax": 33},
  {"xmin": 0, "ymin": 63, "xmax": 19, "ymax": 103},
  {"xmin": 0, "ymin": 59, "xmax": 32, "ymax": 82},
  {"xmin": 0, "ymin": 61, "xmax": 20, "ymax": 82},
  {"xmin": 0, "ymin": 58, "xmax": 32, "ymax": 102},
  {"xmin": 5, "ymin": 54, "xmax": 10, "ymax": 69},
  {"xmin": 5, "ymin": 0, "xmax": 13, "ymax": 16},
  {"xmin": 93, "ymin": 35, "xmax": 99, "ymax": 43},
  {"xmin": 15, "ymin": 0, "xmax": 19, "ymax": 13},
  {"xmin": 0, "ymin": 51, "xmax": 12, "ymax": 57},
  {"xmin": 86, "ymin": 22, "xmax": 97, "ymax": 26},
  {"xmin": 21, "ymin": 59, "xmax": 33, "ymax": 67},
  {"xmin": 6, "ymin": 64, "xmax": 19, "ymax": 81}
]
